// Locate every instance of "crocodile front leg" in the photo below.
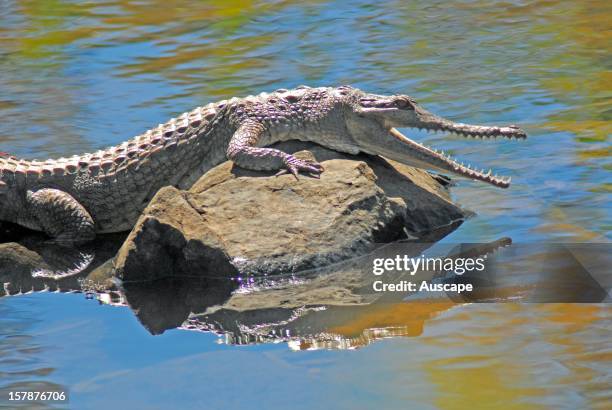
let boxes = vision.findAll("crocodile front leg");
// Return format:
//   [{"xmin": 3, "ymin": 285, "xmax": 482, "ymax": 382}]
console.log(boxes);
[
  {"xmin": 227, "ymin": 120, "xmax": 324, "ymax": 178},
  {"xmin": 27, "ymin": 188, "xmax": 95, "ymax": 245}
]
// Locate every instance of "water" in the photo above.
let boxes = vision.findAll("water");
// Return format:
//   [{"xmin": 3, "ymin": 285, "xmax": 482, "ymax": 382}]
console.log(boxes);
[{"xmin": 0, "ymin": 1, "xmax": 610, "ymax": 409}]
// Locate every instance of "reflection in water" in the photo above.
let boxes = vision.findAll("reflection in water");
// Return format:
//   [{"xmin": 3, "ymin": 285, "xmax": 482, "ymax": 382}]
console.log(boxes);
[
  {"xmin": 1, "ymin": 239, "xmax": 610, "ymax": 406},
  {"xmin": 126, "ymin": 240, "xmax": 608, "ymax": 349},
  {"xmin": 0, "ymin": 229, "xmax": 124, "ymax": 296},
  {"xmin": 94, "ymin": 239, "xmax": 517, "ymax": 345},
  {"xmin": 5, "ymin": 237, "xmax": 606, "ymax": 350}
]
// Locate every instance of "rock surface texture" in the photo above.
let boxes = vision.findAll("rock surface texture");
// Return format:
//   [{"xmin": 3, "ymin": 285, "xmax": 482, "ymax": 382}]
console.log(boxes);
[{"xmin": 114, "ymin": 142, "xmax": 466, "ymax": 281}]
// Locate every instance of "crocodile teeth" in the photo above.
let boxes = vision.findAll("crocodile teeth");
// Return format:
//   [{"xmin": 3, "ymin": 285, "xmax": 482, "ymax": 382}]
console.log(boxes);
[{"xmin": 389, "ymin": 127, "xmax": 516, "ymax": 188}]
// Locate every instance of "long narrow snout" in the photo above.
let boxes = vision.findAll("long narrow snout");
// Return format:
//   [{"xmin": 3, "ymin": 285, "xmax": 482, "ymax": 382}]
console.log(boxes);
[{"xmin": 386, "ymin": 128, "xmax": 514, "ymax": 188}]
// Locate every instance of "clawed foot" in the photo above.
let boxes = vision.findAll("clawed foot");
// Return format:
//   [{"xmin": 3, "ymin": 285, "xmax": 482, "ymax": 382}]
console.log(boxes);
[{"xmin": 276, "ymin": 155, "xmax": 324, "ymax": 180}]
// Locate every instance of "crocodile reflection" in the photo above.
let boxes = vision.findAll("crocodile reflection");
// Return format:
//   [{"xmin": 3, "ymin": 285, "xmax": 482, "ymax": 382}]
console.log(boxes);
[
  {"xmin": 0, "ymin": 229, "xmax": 125, "ymax": 296},
  {"xmin": 113, "ymin": 238, "xmax": 610, "ymax": 348},
  {"xmin": 115, "ymin": 237, "xmax": 517, "ymax": 346},
  {"xmin": 3, "ymin": 237, "xmax": 607, "ymax": 350}
]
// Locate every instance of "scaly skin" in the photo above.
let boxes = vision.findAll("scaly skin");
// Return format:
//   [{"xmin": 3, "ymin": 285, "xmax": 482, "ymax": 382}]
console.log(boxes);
[{"xmin": 0, "ymin": 86, "xmax": 526, "ymax": 243}]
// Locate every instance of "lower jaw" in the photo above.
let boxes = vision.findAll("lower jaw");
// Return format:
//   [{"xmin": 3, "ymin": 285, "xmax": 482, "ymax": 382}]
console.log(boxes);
[{"xmin": 384, "ymin": 128, "xmax": 509, "ymax": 187}]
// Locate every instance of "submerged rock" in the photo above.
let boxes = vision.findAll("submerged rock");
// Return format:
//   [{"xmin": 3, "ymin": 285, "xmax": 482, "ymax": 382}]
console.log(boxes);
[{"xmin": 114, "ymin": 142, "xmax": 466, "ymax": 281}]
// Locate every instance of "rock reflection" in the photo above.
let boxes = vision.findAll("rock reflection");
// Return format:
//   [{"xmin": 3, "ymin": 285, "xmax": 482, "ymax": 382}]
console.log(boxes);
[
  {"xmin": 2, "ymin": 236, "xmax": 608, "ymax": 350},
  {"xmin": 112, "ymin": 237, "xmax": 517, "ymax": 348}
]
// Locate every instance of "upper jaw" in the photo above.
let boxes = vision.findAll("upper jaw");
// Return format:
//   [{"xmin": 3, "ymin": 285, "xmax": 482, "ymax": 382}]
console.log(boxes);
[{"xmin": 412, "ymin": 111, "xmax": 527, "ymax": 140}]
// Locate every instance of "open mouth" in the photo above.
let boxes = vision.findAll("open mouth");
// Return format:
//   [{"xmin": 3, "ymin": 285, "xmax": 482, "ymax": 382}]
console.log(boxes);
[{"xmin": 388, "ymin": 124, "xmax": 526, "ymax": 188}]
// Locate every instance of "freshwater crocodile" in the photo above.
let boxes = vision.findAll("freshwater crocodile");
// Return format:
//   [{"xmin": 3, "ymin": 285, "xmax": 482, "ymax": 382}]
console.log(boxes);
[{"xmin": 0, "ymin": 86, "xmax": 526, "ymax": 243}]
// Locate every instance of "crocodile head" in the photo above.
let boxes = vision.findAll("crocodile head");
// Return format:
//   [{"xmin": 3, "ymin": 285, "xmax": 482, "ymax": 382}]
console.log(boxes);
[{"xmin": 344, "ymin": 89, "xmax": 527, "ymax": 188}]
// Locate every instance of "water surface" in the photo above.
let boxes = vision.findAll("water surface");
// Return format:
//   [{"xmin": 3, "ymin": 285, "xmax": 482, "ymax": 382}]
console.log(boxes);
[{"xmin": 1, "ymin": 1, "xmax": 610, "ymax": 409}]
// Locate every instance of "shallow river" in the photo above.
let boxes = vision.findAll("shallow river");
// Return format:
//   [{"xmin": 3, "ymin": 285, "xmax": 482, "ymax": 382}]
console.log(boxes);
[{"xmin": 0, "ymin": 1, "xmax": 610, "ymax": 409}]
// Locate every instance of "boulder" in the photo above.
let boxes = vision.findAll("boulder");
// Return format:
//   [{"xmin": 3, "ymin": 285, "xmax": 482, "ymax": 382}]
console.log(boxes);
[{"xmin": 114, "ymin": 142, "xmax": 466, "ymax": 281}]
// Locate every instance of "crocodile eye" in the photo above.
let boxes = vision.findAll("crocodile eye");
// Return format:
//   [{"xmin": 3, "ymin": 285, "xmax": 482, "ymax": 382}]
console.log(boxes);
[{"xmin": 395, "ymin": 97, "xmax": 414, "ymax": 110}]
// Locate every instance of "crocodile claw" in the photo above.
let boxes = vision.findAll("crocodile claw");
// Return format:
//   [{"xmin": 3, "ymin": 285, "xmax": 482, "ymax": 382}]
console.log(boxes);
[{"xmin": 278, "ymin": 156, "xmax": 324, "ymax": 180}]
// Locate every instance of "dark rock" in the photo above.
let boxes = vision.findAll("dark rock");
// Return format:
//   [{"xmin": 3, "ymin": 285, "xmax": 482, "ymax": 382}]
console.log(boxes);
[
  {"xmin": 114, "ymin": 187, "xmax": 239, "ymax": 281},
  {"xmin": 114, "ymin": 142, "xmax": 466, "ymax": 280},
  {"xmin": 122, "ymin": 277, "xmax": 237, "ymax": 335}
]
